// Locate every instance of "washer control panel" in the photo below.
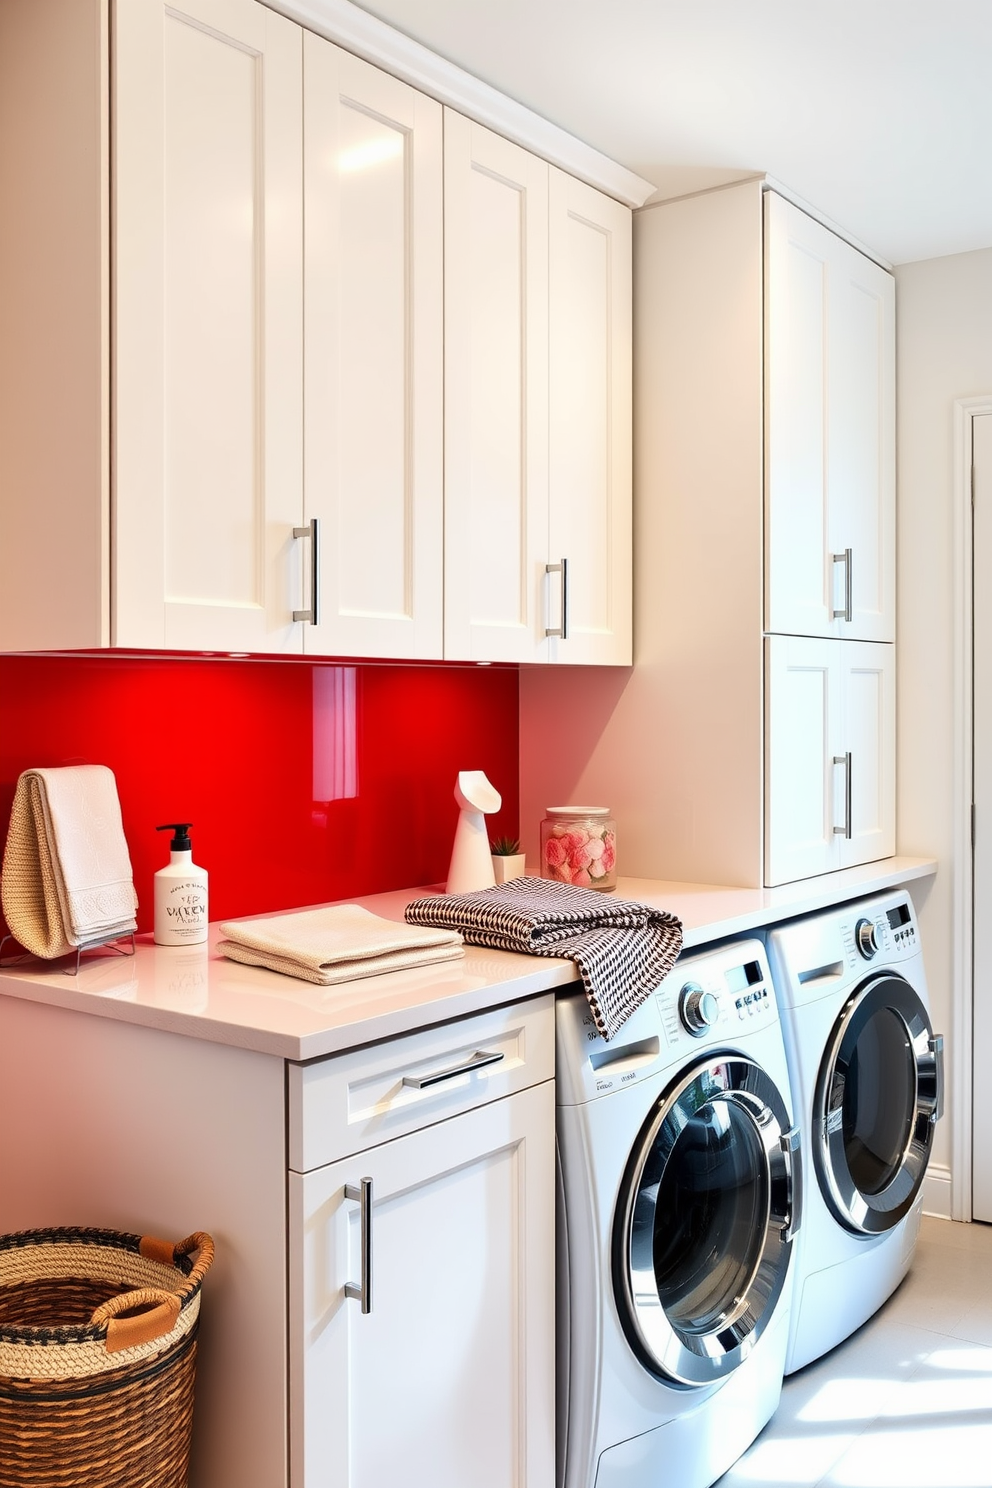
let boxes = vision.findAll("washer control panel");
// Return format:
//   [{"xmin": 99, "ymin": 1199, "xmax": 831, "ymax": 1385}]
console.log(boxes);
[
  {"xmin": 555, "ymin": 938, "xmax": 782, "ymax": 1105},
  {"xmin": 679, "ymin": 982, "xmax": 720, "ymax": 1036},
  {"xmin": 839, "ymin": 894, "xmax": 918, "ymax": 968}
]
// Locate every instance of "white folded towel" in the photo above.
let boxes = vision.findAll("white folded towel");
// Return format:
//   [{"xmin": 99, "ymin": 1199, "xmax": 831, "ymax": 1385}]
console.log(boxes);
[
  {"xmin": 1, "ymin": 765, "xmax": 139, "ymax": 959},
  {"xmin": 218, "ymin": 904, "xmax": 465, "ymax": 986}
]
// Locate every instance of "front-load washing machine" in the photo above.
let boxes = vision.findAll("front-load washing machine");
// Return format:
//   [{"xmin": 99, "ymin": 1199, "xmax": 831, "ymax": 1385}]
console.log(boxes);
[
  {"xmin": 556, "ymin": 939, "xmax": 801, "ymax": 1488},
  {"xmin": 765, "ymin": 889, "xmax": 943, "ymax": 1374}
]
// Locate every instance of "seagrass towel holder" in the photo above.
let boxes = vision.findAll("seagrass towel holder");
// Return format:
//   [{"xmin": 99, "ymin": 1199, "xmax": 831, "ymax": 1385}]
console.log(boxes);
[
  {"xmin": 0, "ymin": 764, "xmax": 139, "ymax": 974},
  {"xmin": 0, "ymin": 1227, "xmax": 215, "ymax": 1488}
]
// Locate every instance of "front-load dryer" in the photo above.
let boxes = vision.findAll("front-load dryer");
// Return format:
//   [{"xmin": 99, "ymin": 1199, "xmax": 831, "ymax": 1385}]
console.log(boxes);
[
  {"xmin": 765, "ymin": 889, "xmax": 943, "ymax": 1374},
  {"xmin": 556, "ymin": 940, "xmax": 801, "ymax": 1488}
]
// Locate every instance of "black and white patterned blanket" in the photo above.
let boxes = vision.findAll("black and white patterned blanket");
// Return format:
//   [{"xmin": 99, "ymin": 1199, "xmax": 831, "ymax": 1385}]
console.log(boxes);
[{"xmin": 405, "ymin": 877, "xmax": 683, "ymax": 1041}]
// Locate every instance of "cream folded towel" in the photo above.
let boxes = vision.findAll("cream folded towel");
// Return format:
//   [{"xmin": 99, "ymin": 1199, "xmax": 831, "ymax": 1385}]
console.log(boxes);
[
  {"xmin": 1, "ymin": 765, "xmax": 139, "ymax": 959},
  {"xmin": 218, "ymin": 904, "xmax": 465, "ymax": 986}
]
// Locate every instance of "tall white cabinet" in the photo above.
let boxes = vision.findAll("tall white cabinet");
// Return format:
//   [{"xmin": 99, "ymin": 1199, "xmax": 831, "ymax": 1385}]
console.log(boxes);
[
  {"xmin": 519, "ymin": 178, "xmax": 896, "ymax": 888},
  {"xmin": 763, "ymin": 192, "xmax": 896, "ymax": 884},
  {"xmin": 0, "ymin": 0, "xmax": 633, "ymax": 664}
]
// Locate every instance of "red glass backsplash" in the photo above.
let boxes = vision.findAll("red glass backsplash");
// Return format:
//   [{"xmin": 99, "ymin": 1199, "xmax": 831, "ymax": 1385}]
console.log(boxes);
[{"xmin": 0, "ymin": 655, "xmax": 519, "ymax": 940}]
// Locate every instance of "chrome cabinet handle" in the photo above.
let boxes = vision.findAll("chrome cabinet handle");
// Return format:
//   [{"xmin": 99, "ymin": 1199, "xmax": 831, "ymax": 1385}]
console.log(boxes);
[
  {"xmin": 832, "ymin": 752, "xmax": 852, "ymax": 839},
  {"xmin": 929, "ymin": 1035, "xmax": 945, "ymax": 1123},
  {"xmin": 780, "ymin": 1125, "xmax": 802, "ymax": 1243},
  {"xmin": 831, "ymin": 548, "xmax": 853, "ymax": 622},
  {"xmin": 344, "ymin": 1176, "xmax": 372, "ymax": 1314},
  {"xmin": 545, "ymin": 557, "xmax": 569, "ymax": 639},
  {"xmin": 293, "ymin": 517, "xmax": 320, "ymax": 625},
  {"xmin": 402, "ymin": 1049, "xmax": 505, "ymax": 1091}
]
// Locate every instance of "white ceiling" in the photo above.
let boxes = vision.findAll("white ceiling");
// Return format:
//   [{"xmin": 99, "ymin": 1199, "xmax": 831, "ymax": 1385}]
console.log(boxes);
[{"xmin": 349, "ymin": 0, "xmax": 992, "ymax": 266}]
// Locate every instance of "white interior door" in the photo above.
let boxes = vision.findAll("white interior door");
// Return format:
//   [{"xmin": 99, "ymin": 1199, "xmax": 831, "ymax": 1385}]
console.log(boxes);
[{"xmin": 971, "ymin": 412, "xmax": 992, "ymax": 1219}]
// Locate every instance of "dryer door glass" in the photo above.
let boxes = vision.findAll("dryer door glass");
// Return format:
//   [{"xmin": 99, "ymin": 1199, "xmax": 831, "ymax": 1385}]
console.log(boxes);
[
  {"xmin": 815, "ymin": 973, "xmax": 941, "ymax": 1235},
  {"xmin": 613, "ymin": 1055, "xmax": 799, "ymax": 1388}
]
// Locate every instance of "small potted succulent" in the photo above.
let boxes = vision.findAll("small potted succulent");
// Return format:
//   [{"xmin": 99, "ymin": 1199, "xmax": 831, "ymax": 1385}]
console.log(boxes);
[{"xmin": 490, "ymin": 835, "xmax": 527, "ymax": 885}]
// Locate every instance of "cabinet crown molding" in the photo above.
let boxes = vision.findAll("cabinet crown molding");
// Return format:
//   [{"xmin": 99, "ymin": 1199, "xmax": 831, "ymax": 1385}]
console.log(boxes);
[{"xmin": 261, "ymin": 0, "xmax": 656, "ymax": 207}]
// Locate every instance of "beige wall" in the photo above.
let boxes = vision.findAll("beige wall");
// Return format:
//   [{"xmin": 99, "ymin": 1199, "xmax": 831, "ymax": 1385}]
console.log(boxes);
[{"xmin": 895, "ymin": 244, "xmax": 992, "ymax": 1188}]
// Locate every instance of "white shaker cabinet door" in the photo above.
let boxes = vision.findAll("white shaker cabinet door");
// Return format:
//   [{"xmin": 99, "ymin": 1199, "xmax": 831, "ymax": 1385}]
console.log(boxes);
[
  {"xmin": 303, "ymin": 37, "xmax": 444, "ymax": 659},
  {"xmin": 764, "ymin": 193, "xmax": 894, "ymax": 643},
  {"xmin": 837, "ymin": 639, "xmax": 895, "ymax": 869},
  {"xmin": 114, "ymin": 0, "xmax": 304, "ymax": 652},
  {"xmin": 443, "ymin": 111, "xmax": 551, "ymax": 662},
  {"xmin": 765, "ymin": 635, "xmax": 895, "ymax": 886},
  {"xmin": 548, "ymin": 169, "xmax": 632, "ymax": 665},
  {"xmin": 765, "ymin": 635, "xmax": 842, "ymax": 886},
  {"xmin": 289, "ymin": 1081, "xmax": 555, "ymax": 1488}
]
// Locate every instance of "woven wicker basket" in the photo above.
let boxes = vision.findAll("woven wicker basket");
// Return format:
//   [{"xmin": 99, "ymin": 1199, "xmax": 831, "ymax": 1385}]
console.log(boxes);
[{"xmin": 0, "ymin": 1226, "xmax": 214, "ymax": 1488}]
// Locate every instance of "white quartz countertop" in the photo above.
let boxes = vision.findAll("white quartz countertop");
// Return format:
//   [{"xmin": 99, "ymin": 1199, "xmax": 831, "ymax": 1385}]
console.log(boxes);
[{"xmin": 0, "ymin": 855, "xmax": 936, "ymax": 1061}]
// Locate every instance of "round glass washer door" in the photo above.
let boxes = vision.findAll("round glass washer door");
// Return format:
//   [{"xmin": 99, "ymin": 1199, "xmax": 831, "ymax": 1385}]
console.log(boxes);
[
  {"xmin": 814, "ymin": 972, "xmax": 942, "ymax": 1236},
  {"xmin": 612, "ymin": 1055, "xmax": 800, "ymax": 1388}
]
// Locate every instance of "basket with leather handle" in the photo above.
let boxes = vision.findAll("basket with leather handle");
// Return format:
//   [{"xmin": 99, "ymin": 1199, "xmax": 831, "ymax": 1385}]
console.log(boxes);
[{"xmin": 0, "ymin": 1227, "xmax": 214, "ymax": 1488}]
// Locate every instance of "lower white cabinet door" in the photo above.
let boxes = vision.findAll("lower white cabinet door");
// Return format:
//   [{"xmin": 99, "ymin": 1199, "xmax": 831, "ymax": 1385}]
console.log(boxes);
[
  {"xmin": 838, "ymin": 638, "xmax": 896, "ymax": 869},
  {"xmin": 289, "ymin": 1081, "xmax": 555, "ymax": 1488},
  {"xmin": 765, "ymin": 635, "xmax": 841, "ymax": 885},
  {"xmin": 765, "ymin": 636, "xmax": 894, "ymax": 886}
]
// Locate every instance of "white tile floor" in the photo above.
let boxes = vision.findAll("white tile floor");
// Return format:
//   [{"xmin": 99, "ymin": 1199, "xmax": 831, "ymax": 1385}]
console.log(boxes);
[{"xmin": 715, "ymin": 1216, "xmax": 992, "ymax": 1488}]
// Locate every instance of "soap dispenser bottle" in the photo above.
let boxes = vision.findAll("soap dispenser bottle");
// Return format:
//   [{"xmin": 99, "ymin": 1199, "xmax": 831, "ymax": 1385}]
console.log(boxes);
[{"xmin": 154, "ymin": 823, "xmax": 209, "ymax": 945}]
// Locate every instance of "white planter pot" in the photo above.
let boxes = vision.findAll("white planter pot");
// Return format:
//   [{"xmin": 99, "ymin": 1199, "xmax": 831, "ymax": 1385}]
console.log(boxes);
[{"xmin": 491, "ymin": 853, "xmax": 527, "ymax": 885}]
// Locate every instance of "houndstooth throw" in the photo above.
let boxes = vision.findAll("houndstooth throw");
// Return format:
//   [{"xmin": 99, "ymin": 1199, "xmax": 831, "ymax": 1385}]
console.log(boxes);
[{"xmin": 405, "ymin": 877, "xmax": 683, "ymax": 1041}]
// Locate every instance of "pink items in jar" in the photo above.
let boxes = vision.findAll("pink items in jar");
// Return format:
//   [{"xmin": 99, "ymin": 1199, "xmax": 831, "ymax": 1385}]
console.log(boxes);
[{"xmin": 540, "ymin": 807, "xmax": 617, "ymax": 891}]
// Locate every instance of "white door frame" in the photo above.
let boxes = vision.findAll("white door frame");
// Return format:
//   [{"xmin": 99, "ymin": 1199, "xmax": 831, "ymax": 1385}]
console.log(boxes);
[{"xmin": 952, "ymin": 396, "xmax": 992, "ymax": 1221}]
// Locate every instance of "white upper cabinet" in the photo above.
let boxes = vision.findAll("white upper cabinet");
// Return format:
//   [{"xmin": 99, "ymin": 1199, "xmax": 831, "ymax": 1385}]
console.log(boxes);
[
  {"xmin": 0, "ymin": 0, "xmax": 632, "ymax": 665},
  {"xmin": 764, "ymin": 192, "xmax": 895, "ymax": 643},
  {"xmin": 115, "ymin": 0, "xmax": 305, "ymax": 652},
  {"xmin": 548, "ymin": 170, "xmax": 632, "ymax": 666},
  {"xmin": 444, "ymin": 114, "xmax": 632, "ymax": 664},
  {"xmin": 443, "ymin": 112, "xmax": 551, "ymax": 663},
  {"xmin": 303, "ymin": 36, "xmax": 444, "ymax": 660}
]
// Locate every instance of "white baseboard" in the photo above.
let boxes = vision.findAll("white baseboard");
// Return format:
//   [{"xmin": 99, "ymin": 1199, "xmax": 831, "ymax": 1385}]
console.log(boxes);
[{"xmin": 922, "ymin": 1163, "xmax": 953, "ymax": 1220}]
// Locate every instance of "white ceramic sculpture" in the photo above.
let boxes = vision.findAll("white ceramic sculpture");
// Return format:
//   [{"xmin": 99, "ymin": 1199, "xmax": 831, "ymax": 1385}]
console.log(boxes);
[{"xmin": 446, "ymin": 771, "xmax": 502, "ymax": 894}]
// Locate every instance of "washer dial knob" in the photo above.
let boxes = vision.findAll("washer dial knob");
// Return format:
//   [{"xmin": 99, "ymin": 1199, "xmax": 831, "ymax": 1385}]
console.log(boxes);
[
  {"xmin": 855, "ymin": 917, "xmax": 879, "ymax": 959},
  {"xmin": 680, "ymin": 983, "xmax": 720, "ymax": 1036}
]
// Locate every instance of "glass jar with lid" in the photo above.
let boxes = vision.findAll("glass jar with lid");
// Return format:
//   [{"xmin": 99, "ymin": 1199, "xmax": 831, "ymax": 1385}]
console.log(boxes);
[{"xmin": 540, "ymin": 806, "xmax": 617, "ymax": 892}]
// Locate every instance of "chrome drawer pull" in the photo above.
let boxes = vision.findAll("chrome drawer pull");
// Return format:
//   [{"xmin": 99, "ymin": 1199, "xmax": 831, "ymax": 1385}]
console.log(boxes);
[
  {"xmin": 831, "ymin": 547, "xmax": 853, "ymax": 622},
  {"xmin": 344, "ymin": 1176, "xmax": 372, "ymax": 1314},
  {"xmin": 832, "ymin": 752, "xmax": 852, "ymax": 839},
  {"xmin": 402, "ymin": 1049, "xmax": 505, "ymax": 1091},
  {"xmin": 545, "ymin": 557, "xmax": 569, "ymax": 639},
  {"xmin": 293, "ymin": 517, "xmax": 320, "ymax": 625}
]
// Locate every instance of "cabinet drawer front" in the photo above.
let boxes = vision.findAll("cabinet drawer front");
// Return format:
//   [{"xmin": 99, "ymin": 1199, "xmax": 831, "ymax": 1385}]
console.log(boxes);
[{"xmin": 288, "ymin": 994, "xmax": 554, "ymax": 1171}]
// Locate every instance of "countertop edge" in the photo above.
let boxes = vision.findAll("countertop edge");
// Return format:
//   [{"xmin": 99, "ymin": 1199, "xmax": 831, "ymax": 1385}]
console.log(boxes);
[{"xmin": 0, "ymin": 855, "xmax": 937, "ymax": 1060}]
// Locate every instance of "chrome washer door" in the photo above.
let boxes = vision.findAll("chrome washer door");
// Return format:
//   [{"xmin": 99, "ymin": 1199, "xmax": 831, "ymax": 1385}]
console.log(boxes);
[
  {"xmin": 612, "ymin": 1055, "xmax": 799, "ymax": 1388},
  {"xmin": 815, "ymin": 973, "xmax": 941, "ymax": 1235}
]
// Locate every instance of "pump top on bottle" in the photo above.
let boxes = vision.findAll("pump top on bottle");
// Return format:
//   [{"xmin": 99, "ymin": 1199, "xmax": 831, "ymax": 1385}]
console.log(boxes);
[
  {"xmin": 157, "ymin": 822, "xmax": 194, "ymax": 852},
  {"xmin": 154, "ymin": 821, "xmax": 208, "ymax": 946}
]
